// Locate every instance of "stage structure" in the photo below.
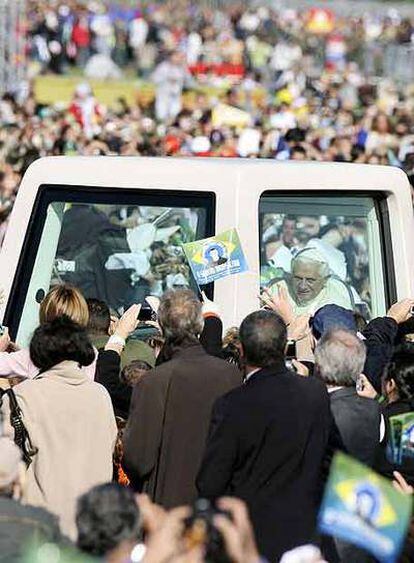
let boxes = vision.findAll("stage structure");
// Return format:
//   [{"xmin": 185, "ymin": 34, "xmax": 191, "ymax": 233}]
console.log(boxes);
[{"xmin": 0, "ymin": 0, "xmax": 26, "ymax": 95}]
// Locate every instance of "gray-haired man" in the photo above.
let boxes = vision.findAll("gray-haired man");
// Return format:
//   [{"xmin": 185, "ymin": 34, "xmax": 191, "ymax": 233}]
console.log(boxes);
[
  {"xmin": 315, "ymin": 328, "xmax": 381, "ymax": 467},
  {"xmin": 123, "ymin": 289, "xmax": 241, "ymax": 508}
]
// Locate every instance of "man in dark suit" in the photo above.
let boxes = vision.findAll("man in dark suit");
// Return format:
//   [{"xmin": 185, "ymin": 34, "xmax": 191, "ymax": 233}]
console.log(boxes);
[
  {"xmin": 123, "ymin": 289, "xmax": 241, "ymax": 508},
  {"xmin": 196, "ymin": 310, "xmax": 332, "ymax": 562}
]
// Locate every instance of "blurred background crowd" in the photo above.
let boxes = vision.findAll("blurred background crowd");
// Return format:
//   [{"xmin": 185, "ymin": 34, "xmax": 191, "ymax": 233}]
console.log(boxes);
[
  {"xmin": 1, "ymin": 0, "xmax": 414, "ymax": 244},
  {"xmin": 2, "ymin": 3, "xmax": 414, "ymax": 563}
]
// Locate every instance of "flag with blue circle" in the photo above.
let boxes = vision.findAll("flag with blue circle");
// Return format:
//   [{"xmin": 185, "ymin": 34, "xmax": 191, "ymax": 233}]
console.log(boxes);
[
  {"xmin": 182, "ymin": 228, "xmax": 248, "ymax": 286},
  {"xmin": 318, "ymin": 452, "xmax": 412, "ymax": 563}
]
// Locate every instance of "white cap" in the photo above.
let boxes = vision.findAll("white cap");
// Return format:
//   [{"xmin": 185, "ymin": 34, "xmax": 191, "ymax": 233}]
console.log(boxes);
[{"xmin": 306, "ymin": 238, "xmax": 347, "ymax": 281}]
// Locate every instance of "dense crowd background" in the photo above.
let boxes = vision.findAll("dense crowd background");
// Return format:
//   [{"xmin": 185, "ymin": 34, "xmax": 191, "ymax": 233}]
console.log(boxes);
[
  {"xmin": 2, "ymin": 2, "xmax": 414, "ymax": 563},
  {"xmin": 1, "ymin": 1, "xmax": 414, "ymax": 244}
]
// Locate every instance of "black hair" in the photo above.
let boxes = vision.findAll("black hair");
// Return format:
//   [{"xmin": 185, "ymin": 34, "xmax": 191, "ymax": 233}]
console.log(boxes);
[
  {"xmin": 30, "ymin": 316, "xmax": 95, "ymax": 372},
  {"xmin": 351, "ymin": 144, "xmax": 365, "ymax": 161},
  {"xmin": 239, "ymin": 310, "xmax": 287, "ymax": 368},
  {"xmin": 76, "ymin": 483, "xmax": 141, "ymax": 557},
  {"xmin": 282, "ymin": 214, "xmax": 297, "ymax": 225},
  {"xmin": 86, "ymin": 298, "xmax": 111, "ymax": 335},
  {"xmin": 290, "ymin": 145, "xmax": 306, "ymax": 156},
  {"xmin": 383, "ymin": 344, "xmax": 414, "ymax": 403},
  {"xmin": 285, "ymin": 128, "xmax": 306, "ymax": 143}
]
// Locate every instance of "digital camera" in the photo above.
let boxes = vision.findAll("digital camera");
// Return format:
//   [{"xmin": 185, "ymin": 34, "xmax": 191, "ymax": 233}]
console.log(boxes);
[{"xmin": 183, "ymin": 498, "xmax": 232, "ymax": 563}]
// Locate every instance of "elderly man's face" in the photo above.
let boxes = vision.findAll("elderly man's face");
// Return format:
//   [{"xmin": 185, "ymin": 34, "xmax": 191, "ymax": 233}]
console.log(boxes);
[{"xmin": 291, "ymin": 260, "xmax": 327, "ymax": 304}]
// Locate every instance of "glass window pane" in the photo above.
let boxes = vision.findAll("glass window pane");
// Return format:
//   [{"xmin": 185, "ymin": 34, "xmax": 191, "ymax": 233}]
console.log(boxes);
[
  {"xmin": 259, "ymin": 194, "xmax": 386, "ymax": 320},
  {"xmin": 54, "ymin": 203, "xmax": 207, "ymax": 309},
  {"xmin": 14, "ymin": 187, "xmax": 214, "ymax": 346}
]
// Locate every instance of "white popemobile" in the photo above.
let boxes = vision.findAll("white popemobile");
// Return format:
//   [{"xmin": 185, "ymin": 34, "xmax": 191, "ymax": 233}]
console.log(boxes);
[{"xmin": 0, "ymin": 156, "xmax": 413, "ymax": 346}]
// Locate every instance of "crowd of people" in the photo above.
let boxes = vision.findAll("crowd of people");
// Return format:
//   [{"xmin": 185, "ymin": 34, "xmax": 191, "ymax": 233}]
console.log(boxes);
[
  {"xmin": 1, "ymin": 2, "xmax": 414, "ymax": 243},
  {"xmin": 1, "ymin": 1, "xmax": 414, "ymax": 561},
  {"xmin": 26, "ymin": 0, "xmax": 414, "ymax": 77},
  {"xmin": 1, "ymin": 280, "xmax": 414, "ymax": 562}
]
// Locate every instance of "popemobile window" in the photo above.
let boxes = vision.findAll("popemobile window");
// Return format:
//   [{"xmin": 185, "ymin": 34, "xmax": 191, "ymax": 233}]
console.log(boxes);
[
  {"xmin": 52, "ymin": 202, "xmax": 209, "ymax": 313},
  {"xmin": 259, "ymin": 195, "xmax": 387, "ymax": 320},
  {"xmin": 9, "ymin": 187, "xmax": 215, "ymax": 347}
]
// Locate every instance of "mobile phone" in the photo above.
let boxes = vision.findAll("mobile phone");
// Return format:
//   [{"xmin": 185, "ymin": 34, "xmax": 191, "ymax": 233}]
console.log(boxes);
[
  {"xmin": 0, "ymin": 325, "xmax": 6, "ymax": 337},
  {"xmin": 138, "ymin": 301, "xmax": 157, "ymax": 322},
  {"xmin": 285, "ymin": 342, "xmax": 296, "ymax": 359}
]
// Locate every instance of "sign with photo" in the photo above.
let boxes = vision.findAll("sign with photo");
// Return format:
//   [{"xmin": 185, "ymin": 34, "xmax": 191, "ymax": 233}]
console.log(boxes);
[
  {"xmin": 318, "ymin": 452, "xmax": 412, "ymax": 563},
  {"xmin": 182, "ymin": 228, "xmax": 248, "ymax": 286}
]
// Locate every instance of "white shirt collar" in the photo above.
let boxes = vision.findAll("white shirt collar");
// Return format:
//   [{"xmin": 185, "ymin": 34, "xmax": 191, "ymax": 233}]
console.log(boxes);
[
  {"xmin": 244, "ymin": 368, "xmax": 261, "ymax": 383},
  {"xmin": 327, "ymin": 386, "xmax": 345, "ymax": 394}
]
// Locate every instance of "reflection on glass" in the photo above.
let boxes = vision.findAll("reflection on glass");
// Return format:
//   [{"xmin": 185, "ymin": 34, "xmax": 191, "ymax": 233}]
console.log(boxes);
[
  {"xmin": 53, "ymin": 203, "xmax": 205, "ymax": 312},
  {"xmin": 260, "ymin": 213, "xmax": 371, "ymax": 318}
]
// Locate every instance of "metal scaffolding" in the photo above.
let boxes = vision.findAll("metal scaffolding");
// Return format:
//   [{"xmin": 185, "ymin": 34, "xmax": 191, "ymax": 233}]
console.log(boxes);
[{"xmin": 0, "ymin": 0, "xmax": 26, "ymax": 95}]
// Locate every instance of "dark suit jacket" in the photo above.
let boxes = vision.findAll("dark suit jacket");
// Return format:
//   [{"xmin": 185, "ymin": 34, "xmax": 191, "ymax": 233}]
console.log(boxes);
[
  {"xmin": 329, "ymin": 387, "xmax": 381, "ymax": 467},
  {"xmin": 123, "ymin": 343, "xmax": 241, "ymax": 508},
  {"xmin": 196, "ymin": 362, "xmax": 332, "ymax": 562},
  {"xmin": 363, "ymin": 317, "xmax": 398, "ymax": 393},
  {"xmin": 96, "ymin": 349, "xmax": 131, "ymax": 419}
]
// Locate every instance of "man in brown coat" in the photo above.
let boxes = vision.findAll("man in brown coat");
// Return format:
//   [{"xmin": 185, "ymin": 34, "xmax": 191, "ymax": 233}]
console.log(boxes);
[{"xmin": 123, "ymin": 289, "xmax": 241, "ymax": 508}]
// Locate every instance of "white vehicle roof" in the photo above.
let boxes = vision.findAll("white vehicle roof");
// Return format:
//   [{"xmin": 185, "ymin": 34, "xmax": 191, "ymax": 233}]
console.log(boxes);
[{"xmin": 1, "ymin": 156, "xmax": 413, "ymax": 332}]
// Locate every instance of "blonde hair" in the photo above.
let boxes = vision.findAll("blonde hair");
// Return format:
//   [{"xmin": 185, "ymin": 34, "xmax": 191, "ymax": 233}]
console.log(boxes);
[
  {"xmin": 39, "ymin": 284, "xmax": 89, "ymax": 327},
  {"xmin": 223, "ymin": 327, "xmax": 239, "ymax": 348}
]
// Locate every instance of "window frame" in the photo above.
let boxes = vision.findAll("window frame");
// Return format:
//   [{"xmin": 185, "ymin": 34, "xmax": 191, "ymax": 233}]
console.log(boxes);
[
  {"xmin": 4, "ymin": 184, "xmax": 216, "ymax": 339},
  {"xmin": 258, "ymin": 190, "xmax": 397, "ymax": 314}
]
